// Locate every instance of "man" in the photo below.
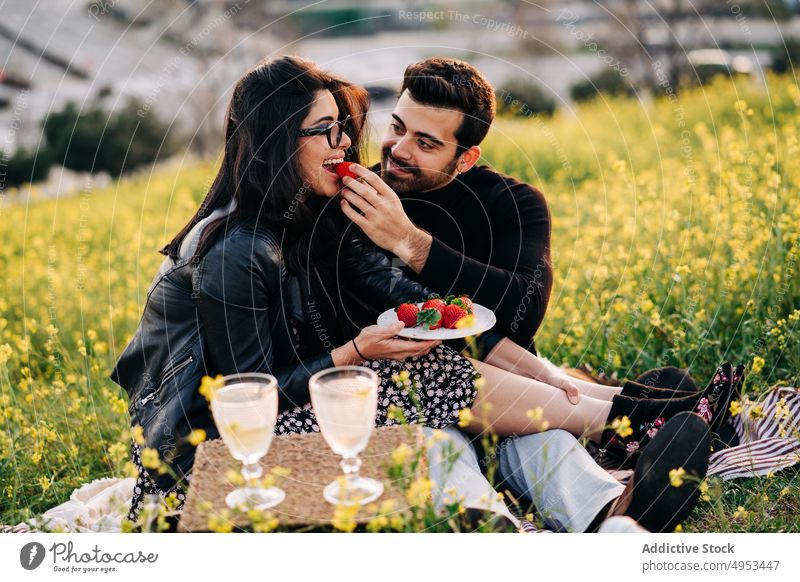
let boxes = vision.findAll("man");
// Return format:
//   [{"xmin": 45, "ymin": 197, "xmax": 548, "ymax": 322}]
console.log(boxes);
[
  {"xmin": 340, "ymin": 57, "xmax": 551, "ymax": 359},
  {"xmin": 337, "ymin": 57, "xmax": 710, "ymax": 532}
]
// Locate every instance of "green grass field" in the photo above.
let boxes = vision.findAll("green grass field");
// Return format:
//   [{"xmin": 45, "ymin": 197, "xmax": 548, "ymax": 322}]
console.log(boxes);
[{"xmin": 1, "ymin": 76, "xmax": 798, "ymax": 531}]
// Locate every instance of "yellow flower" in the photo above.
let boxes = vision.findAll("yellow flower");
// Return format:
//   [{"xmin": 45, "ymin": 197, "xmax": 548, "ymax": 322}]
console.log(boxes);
[
  {"xmin": 674, "ymin": 523, "xmax": 683, "ymax": 532},
  {"xmin": 199, "ymin": 374, "xmax": 225, "ymax": 401},
  {"xmin": 37, "ymin": 475, "xmax": 53, "ymax": 492},
  {"xmin": 729, "ymin": 400, "xmax": 741, "ymax": 417},
  {"xmin": 458, "ymin": 408, "xmax": 474, "ymax": 428},
  {"xmin": 526, "ymin": 407, "xmax": 550, "ymax": 431},
  {"xmin": 427, "ymin": 429, "xmax": 449, "ymax": 445},
  {"xmin": 225, "ymin": 469, "xmax": 244, "ymax": 486},
  {"xmin": 270, "ymin": 466, "xmax": 291, "ymax": 478},
  {"xmin": 140, "ymin": 447, "xmax": 161, "ymax": 470},
  {"xmin": 391, "ymin": 443, "xmax": 414, "ymax": 466},
  {"xmin": 732, "ymin": 506, "xmax": 749, "ymax": 520},
  {"xmin": 331, "ymin": 503, "xmax": 359, "ymax": 532},
  {"xmin": 611, "ymin": 416, "xmax": 633, "ymax": 438},
  {"xmin": 749, "ymin": 404, "xmax": 764, "ymax": 420},
  {"xmin": 207, "ymin": 512, "xmax": 234, "ymax": 533},
  {"xmin": 751, "ymin": 356, "xmax": 765, "ymax": 374},
  {"xmin": 699, "ymin": 479, "xmax": 710, "ymax": 501},
  {"xmin": 131, "ymin": 425, "xmax": 145, "ymax": 446},
  {"xmin": 406, "ymin": 477, "xmax": 434, "ymax": 506},
  {"xmin": 669, "ymin": 467, "xmax": 686, "ymax": 488},
  {"xmin": 0, "ymin": 343, "xmax": 12, "ymax": 365},
  {"xmin": 187, "ymin": 429, "xmax": 206, "ymax": 446}
]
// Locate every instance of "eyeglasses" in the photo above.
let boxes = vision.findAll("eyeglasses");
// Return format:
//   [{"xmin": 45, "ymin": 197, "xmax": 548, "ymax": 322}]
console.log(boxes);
[{"xmin": 299, "ymin": 115, "xmax": 351, "ymax": 149}]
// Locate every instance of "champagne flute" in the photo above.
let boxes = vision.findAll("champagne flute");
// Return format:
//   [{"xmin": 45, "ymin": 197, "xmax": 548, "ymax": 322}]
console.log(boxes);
[
  {"xmin": 210, "ymin": 372, "xmax": 285, "ymax": 510},
  {"xmin": 309, "ymin": 366, "xmax": 383, "ymax": 505}
]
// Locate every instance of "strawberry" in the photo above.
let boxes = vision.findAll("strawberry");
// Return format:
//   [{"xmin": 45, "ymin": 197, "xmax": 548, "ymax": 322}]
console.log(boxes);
[
  {"xmin": 335, "ymin": 161, "xmax": 358, "ymax": 180},
  {"xmin": 421, "ymin": 298, "xmax": 446, "ymax": 314},
  {"xmin": 417, "ymin": 307, "xmax": 442, "ymax": 330},
  {"xmin": 395, "ymin": 303, "xmax": 419, "ymax": 327},
  {"xmin": 441, "ymin": 304, "xmax": 468, "ymax": 329},
  {"xmin": 448, "ymin": 295, "xmax": 473, "ymax": 313}
]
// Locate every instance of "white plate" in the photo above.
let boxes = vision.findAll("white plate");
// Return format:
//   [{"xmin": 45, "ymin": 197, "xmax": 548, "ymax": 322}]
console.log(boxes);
[{"xmin": 376, "ymin": 302, "xmax": 496, "ymax": 340}]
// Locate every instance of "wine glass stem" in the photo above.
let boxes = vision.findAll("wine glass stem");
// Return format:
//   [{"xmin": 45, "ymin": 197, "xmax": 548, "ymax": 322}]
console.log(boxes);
[
  {"xmin": 340, "ymin": 455, "xmax": 362, "ymax": 483},
  {"xmin": 242, "ymin": 462, "xmax": 263, "ymax": 489}
]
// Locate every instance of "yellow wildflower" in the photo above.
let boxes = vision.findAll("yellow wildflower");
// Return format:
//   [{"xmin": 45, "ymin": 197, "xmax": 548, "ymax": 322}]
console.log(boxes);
[
  {"xmin": 0, "ymin": 343, "xmax": 12, "ymax": 365},
  {"xmin": 669, "ymin": 467, "xmax": 686, "ymax": 487},
  {"xmin": 729, "ymin": 400, "xmax": 741, "ymax": 417},
  {"xmin": 611, "ymin": 416, "xmax": 633, "ymax": 438},
  {"xmin": 331, "ymin": 503, "xmax": 359, "ymax": 532},
  {"xmin": 187, "ymin": 429, "xmax": 206, "ymax": 446},
  {"xmin": 199, "ymin": 374, "xmax": 225, "ymax": 401},
  {"xmin": 270, "ymin": 466, "xmax": 291, "ymax": 478},
  {"xmin": 225, "ymin": 469, "xmax": 244, "ymax": 486},
  {"xmin": 39, "ymin": 476, "xmax": 53, "ymax": 493},
  {"xmin": 749, "ymin": 404, "xmax": 764, "ymax": 420},
  {"xmin": 732, "ymin": 506, "xmax": 749, "ymax": 520},
  {"xmin": 699, "ymin": 479, "xmax": 710, "ymax": 501},
  {"xmin": 427, "ymin": 429, "xmax": 449, "ymax": 444},
  {"xmin": 391, "ymin": 443, "xmax": 414, "ymax": 466},
  {"xmin": 674, "ymin": 523, "xmax": 683, "ymax": 532},
  {"xmin": 406, "ymin": 477, "xmax": 434, "ymax": 506},
  {"xmin": 131, "ymin": 425, "xmax": 145, "ymax": 445},
  {"xmin": 458, "ymin": 408, "xmax": 474, "ymax": 428},
  {"xmin": 140, "ymin": 447, "xmax": 161, "ymax": 470},
  {"xmin": 751, "ymin": 356, "xmax": 765, "ymax": 374}
]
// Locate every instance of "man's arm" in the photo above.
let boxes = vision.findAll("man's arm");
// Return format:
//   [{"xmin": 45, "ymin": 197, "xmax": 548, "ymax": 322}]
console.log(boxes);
[{"xmin": 415, "ymin": 181, "xmax": 553, "ymax": 346}]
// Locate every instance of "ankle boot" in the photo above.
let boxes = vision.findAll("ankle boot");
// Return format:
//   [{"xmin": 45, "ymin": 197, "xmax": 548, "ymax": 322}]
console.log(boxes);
[
  {"xmin": 620, "ymin": 380, "xmax": 696, "ymax": 400},
  {"xmin": 709, "ymin": 363, "xmax": 745, "ymax": 435},
  {"xmin": 633, "ymin": 366, "xmax": 698, "ymax": 391},
  {"xmin": 609, "ymin": 411, "xmax": 711, "ymax": 532},
  {"xmin": 600, "ymin": 363, "xmax": 733, "ymax": 468}
]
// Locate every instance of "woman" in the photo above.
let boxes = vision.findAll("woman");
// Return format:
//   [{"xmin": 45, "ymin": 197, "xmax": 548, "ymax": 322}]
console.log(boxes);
[{"xmin": 111, "ymin": 56, "xmax": 736, "ymax": 521}]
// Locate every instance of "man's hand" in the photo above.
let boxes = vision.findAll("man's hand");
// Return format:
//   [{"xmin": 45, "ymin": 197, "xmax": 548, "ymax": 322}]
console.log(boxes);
[{"xmin": 338, "ymin": 163, "xmax": 432, "ymax": 273}]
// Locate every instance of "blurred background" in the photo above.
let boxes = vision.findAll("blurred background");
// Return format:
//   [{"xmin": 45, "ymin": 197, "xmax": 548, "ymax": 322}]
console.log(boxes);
[{"xmin": 2, "ymin": 0, "xmax": 799, "ymax": 196}]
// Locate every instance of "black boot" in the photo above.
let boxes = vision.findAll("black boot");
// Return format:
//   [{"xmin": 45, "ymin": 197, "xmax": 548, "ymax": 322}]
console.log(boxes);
[
  {"xmin": 633, "ymin": 366, "xmax": 699, "ymax": 392},
  {"xmin": 710, "ymin": 363, "xmax": 746, "ymax": 450},
  {"xmin": 620, "ymin": 380, "xmax": 696, "ymax": 400},
  {"xmin": 607, "ymin": 411, "xmax": 711, "ymax": 532},
  {"xmin": 600, "ymin": 363, "xmax": 733, "ymax": 468}
]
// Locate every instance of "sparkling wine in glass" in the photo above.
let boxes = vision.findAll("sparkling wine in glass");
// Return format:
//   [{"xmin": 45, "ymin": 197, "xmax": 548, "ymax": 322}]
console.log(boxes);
[
  {"xmin": 309, "ymin": 366, "xmax": 383, "ymax": 505},
  {"xmin": 210, "ymin": 373, "xmax": 285, "ymax": 510}
]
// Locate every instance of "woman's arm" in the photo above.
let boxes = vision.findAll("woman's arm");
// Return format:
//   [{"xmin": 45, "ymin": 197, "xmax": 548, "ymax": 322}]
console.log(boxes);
[{"xmin": 196, "ymin": 241, "xmax": 337, "ymax": 411}]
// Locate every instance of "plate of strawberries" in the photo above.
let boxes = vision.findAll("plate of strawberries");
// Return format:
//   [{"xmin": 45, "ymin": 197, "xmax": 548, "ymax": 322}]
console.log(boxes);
[{"xmin": 377, "ymin": 295, "xmax": 496, "ymax": 340}]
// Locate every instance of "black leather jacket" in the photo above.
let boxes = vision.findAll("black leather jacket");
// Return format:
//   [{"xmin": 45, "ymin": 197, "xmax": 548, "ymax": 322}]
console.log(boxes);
[{"xmin": 110, "ymin": 217, "xmax": 429, "ymax": 492}]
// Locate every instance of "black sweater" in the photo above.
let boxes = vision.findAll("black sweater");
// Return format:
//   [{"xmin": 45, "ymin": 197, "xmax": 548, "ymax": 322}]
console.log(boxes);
[{"xmin": 374, "ymin": 164, "xmax": 553, "ymax": 355}]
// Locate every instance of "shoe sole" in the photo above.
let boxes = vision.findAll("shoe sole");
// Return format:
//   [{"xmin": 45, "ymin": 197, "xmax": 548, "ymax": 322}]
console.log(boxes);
[{"xmin": 625, "ymin": 411, "xmax": 710, "ymax": 532}]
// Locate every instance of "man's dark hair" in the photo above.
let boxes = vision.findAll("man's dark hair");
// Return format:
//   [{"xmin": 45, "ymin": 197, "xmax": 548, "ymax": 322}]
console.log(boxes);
[{"xmin": 401, "ymin": 57, "xmax": 496, "ymax": 153}]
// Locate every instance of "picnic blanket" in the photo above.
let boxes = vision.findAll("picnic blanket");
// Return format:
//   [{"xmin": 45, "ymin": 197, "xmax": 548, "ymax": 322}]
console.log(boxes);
[{"xmin": 5, "ymin": 385, "xmax": 798, "ymax": 534}]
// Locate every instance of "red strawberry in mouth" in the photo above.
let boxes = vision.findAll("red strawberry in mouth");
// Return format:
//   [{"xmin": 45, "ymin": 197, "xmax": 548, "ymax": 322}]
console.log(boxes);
[
  {"xmin": 335, "ymin": 161, "xmax": 358, "ymax": 180},
  {"xmin": 441, "ymin": 304, "xmax": 468, "ymax": 329},
  {"xmin": 395, "ymin": 303, "xmax": 419, "ymax": 327}
]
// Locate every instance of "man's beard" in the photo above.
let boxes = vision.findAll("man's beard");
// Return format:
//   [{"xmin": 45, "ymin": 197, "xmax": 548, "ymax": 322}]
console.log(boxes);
[{"xmin": 380, "ymin": 147, "xmax": 459, "ymax": 193}]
